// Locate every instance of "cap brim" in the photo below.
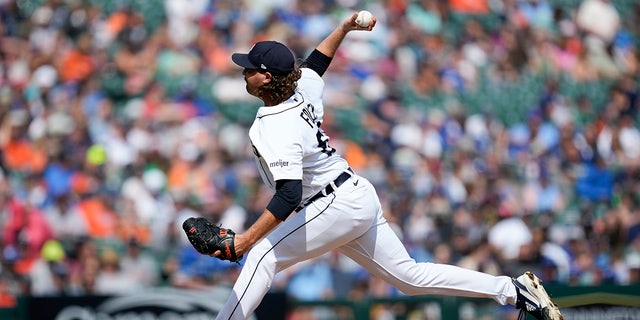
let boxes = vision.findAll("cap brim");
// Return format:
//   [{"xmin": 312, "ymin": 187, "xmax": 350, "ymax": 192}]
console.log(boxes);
[{"xmin": 231, "ymin": 53, "xmax": 258, "ymax": 69}]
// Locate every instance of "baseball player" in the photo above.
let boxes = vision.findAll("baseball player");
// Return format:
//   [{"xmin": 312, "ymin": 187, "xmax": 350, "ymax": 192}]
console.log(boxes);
[{"xmin": 183, "ymin": 12, "xmax": 563, "ymax": 320}]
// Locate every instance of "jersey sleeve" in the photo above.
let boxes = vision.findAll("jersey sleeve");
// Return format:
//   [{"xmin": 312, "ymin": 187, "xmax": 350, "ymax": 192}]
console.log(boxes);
[{"xmin": 302, "ymin": 49, "xmax": 333, "ymax": 77}]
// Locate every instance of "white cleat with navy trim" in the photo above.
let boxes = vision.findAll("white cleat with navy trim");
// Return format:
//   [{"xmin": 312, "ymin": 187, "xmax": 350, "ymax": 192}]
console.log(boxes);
[{"xmin": 512, "ymin": 272, "xmax": 564, "ymax": 320}]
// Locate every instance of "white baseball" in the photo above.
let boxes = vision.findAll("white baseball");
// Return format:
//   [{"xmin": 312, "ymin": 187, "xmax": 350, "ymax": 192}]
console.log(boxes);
[{"xmin": 355, "ymin": 10, "xmax": 373, "ymax": 28}]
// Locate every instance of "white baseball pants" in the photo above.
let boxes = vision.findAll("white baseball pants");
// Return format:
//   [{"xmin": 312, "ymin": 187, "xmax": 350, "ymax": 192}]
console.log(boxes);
[{"xmin": 215, "ymin": 174, "xmax": 517, "ymax": 320}]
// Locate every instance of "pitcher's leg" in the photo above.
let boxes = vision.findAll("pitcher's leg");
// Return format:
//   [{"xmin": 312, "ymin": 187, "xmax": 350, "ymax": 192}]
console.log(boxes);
[
  {"xmin": 216, "ymin": 194, "xmax": 373, "ymax": 320},
  {"xmin": 214, "ymin": 237, "xmax": 280, "ymax": 320},
  {"xmin": 339, "ymin": 218, "xmax": 517, "ymax": 305}
]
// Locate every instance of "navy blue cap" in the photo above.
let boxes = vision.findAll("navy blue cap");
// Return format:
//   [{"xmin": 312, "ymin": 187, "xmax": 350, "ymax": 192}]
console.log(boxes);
[{"xmin": 232, "ymin": 41, "xmax": 295, "ymax": 75}]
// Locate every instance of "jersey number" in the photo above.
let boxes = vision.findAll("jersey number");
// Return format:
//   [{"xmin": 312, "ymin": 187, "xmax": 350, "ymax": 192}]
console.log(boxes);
[{"xmin": 301, "ymin": 103, "xmax": 335, "ymax": 156}]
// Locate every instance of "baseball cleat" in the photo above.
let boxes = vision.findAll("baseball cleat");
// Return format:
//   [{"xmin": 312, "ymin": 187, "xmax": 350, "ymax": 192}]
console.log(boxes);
[{"xmin": 512, "ymin": 272, "xmax": 563, "ymax": 320}]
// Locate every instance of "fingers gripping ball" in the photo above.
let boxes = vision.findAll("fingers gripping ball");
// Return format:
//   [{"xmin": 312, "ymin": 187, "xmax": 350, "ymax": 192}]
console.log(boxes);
[
  {"xmin": 355, "ymin": 10, "xmax": 373, "ymax": 28},
  {"xmin": 182, "ymin": 217, "xmax": 241, "ymax": 262}
]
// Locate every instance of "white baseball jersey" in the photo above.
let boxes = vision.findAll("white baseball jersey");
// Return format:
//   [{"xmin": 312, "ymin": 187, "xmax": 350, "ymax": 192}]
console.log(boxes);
[{"xmin": 248, "ymin": 68, "xmax": 349, "ymax": 202}]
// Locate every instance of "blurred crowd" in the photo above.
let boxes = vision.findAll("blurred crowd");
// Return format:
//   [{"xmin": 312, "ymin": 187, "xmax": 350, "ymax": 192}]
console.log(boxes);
[{"xmin": 0, "ymin": 0, "xmax": 639, "ymax": 313}]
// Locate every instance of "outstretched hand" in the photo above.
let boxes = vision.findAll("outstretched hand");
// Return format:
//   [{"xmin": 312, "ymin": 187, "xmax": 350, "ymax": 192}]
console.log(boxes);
[
  {"xmin": 314, "ymin": 10, "xmax": 378, "ymax": 64},
  {"xmin": 343, "ymin": 12, "xmax": 377, "ymax": 33}
]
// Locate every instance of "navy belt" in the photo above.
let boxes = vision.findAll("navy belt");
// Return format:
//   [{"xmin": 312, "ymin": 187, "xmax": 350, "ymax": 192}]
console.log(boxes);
[{"xmin": 295, "ymin": 167, "xmax": 354, "ymax": 212}]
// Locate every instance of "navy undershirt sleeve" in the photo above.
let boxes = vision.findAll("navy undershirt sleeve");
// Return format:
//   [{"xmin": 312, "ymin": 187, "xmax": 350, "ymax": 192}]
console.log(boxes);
[
  {"xmin": 302, "ymin": 49, "xmax": 333, "ymax": 77},
  {"xmin": 266, "ymin": 179, "xmax": 303, "ymax": 220}
]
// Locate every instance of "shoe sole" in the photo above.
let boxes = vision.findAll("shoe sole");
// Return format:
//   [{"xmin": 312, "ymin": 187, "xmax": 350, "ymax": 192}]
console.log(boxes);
[{"xmin": 521, "ymin": 271, "xmax": 564, "ymax": 320}]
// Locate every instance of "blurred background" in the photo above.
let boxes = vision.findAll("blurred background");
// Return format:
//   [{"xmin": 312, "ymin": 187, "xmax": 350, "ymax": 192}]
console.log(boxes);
[{"xmin": 0, "ymin": 0, "xmax": 639, "ymax": 319}]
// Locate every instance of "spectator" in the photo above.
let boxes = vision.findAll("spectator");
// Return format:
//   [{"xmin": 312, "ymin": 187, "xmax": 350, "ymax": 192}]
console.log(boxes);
[
  {"xmin": 57, "ymin": 32, "xmax": 95, "ymax": 83},
  {"xmin": 66, "ymin": 237, "xmax": 100, "ymax": 295},
  {"xmin": 522, "ymin": 164, "xmax": 566, "ymax": 214},
  {"xmin": 457, "ymin": 237, "xmax": 502, "ymax": 276},
  {"xmin": 574, "ymin": 154, "xmax": 614, "ymax": 202},
  {"xmin": 406, "ymin": 0, "xmax": 443, "ymax": 35},
  {"xmin": 616, "ymin": 114, "xmax": 640, "ymax": 167},
  {"xmin": 110, "ymin": 8, "xmax": 158, "ymax": 98},
  {"xmin": 215, "ymin": 189, "xmax": 248, "ymax": 234},
  {"xmin": 2, "ymin": 197, "xmax": 54, "ymax": 260},
  {"xmin": 285, "ymin": 255, "xmax": 335, "ymax": 301},
  {"xmin": 488, "ymin": 206, "xmax": 533, "ymax": 262},
  {"xmin": 516, "ymin": 0, "xmax": 554, "ymax": 32},
  {"xmin": 94, "ymin": 246, "xmax": 142, "ymax": 295},
  {"xmin": 43, "ymin": 194, "xmax": 89, "ymax": 243},
  {"xmin": 576, "ymin": 0, "xmax": 620, "ymax": 44},
  {"xmin": 120, "ymin": 238, "xmax": 160, "ymax": 288},
  {"xmin": 28, "ymin": 239, "xmax": 69, "ymax": 296}
]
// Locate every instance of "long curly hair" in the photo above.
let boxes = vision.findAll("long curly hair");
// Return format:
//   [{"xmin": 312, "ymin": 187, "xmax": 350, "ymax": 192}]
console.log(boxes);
[{"xmin": 258, "ymin": 67, "xmax": 302, "ymax": 105}]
